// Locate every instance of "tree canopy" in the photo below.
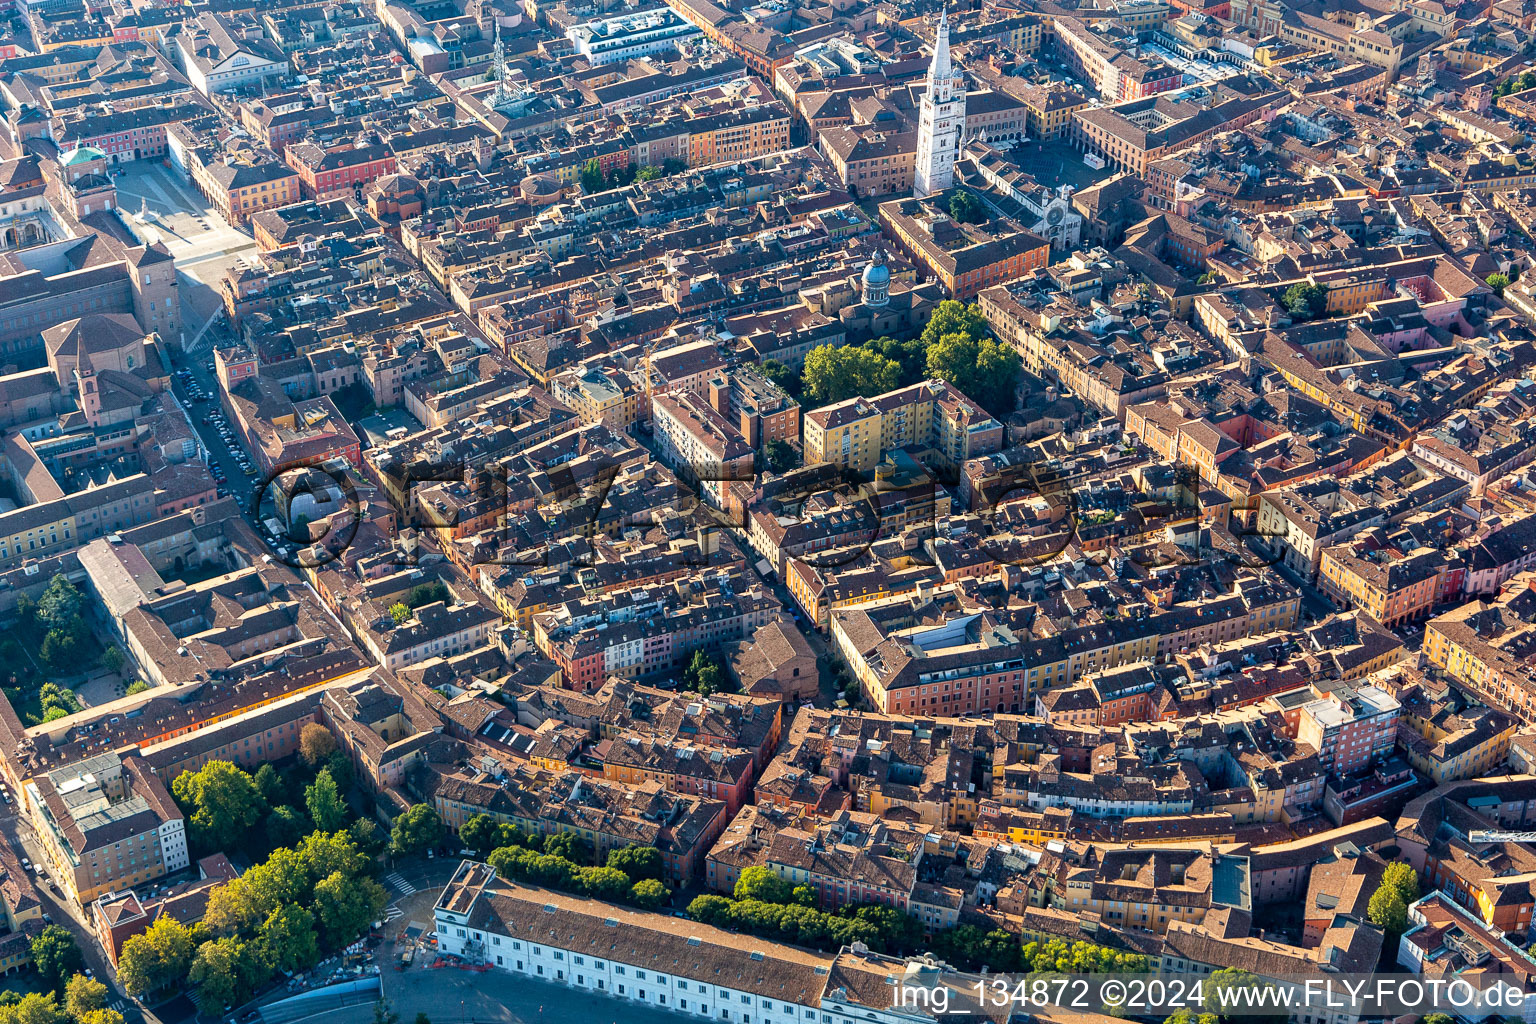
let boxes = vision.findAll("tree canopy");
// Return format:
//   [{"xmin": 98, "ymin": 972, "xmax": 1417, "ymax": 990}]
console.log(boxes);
[
  {"xmin": 305, "ymin": 769, "xmax": 349, "ymax": 833},
  {"xmin": 802, "ymin": 344, "xmax": 903, "ymax": 404},
  {"xmin": 1367, "ymin": 862, "xmax": 1420, "ymax": 934},
  {"xmin": 29, "ymin": 927, "xmax": 83, "ymax": 994},
  {"xmin": 118, "ymin": 918, "xmax": 197, "ymax": 997},
  {"xmin": 948, "ymin": 189, "xmax": 986, "ymax": 224},
  {"xmin": 171, "ymin": 760, "xmax": 266, "ymax": 854},
  {"xmin": 1281, "ymin": 282, "xmax": 1328, "ymax": 321},
  {"xmin": 299, "ymin": 724, "xmax": 337, "ymax": 765},
  {"xmin": 390, "ymin": 804, "xmax": 445, "ymax": 856}
]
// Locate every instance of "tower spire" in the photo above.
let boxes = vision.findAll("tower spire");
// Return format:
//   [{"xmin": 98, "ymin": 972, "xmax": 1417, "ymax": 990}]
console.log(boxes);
[
  {"xmin": 930, "ymin": 6, "xmax": 952, "ymax": 93},
  {"xmin": 491, "ymin": 20, "xmax": 511, "ymax": 108}
]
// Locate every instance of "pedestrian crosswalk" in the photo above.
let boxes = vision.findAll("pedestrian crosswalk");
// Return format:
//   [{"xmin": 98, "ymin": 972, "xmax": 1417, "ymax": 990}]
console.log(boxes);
[
  {"xmin": 107, "ymin": 1000, "xmax": 125, "ymax": 1012},
  {"xmin": 386, "ymin": 872, "xmax": 417, "ymax": 895},
  {"xmin": 384, "ymin": 905, "xmax": 403, "ymax": 922}
]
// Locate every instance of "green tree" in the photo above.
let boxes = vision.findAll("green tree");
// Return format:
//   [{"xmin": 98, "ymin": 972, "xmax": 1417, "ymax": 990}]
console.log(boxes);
[
  {"xmin": 460, "ymin": 814, "xmax": 505, "ymax": 858},
  {"xmin": 172, "ymin": 760, "xmax": 266, "ymax": 853},
  {"xmin": 920, "ymin": 299, "xmax": 990, "ymax": 349},
  {"xmin": 263, "ymin": 805, "xmax": 307, "ymax": 851},
  {"xmin": 607, "ymin": 845, "xmax": 663, "ymax": 881},
  {"xmin": 580, "ymin": 159, "xmax": 605, "ymax": 194},
  {"xmin": 389, "ymin": 603, "xmax": 410, "ymax": 625},
  {"xmin": 1488, "ymin": 272, "xmax": 1511, "ymax": 295},
  {"xmin": 300, "ymin": 723, "xmax": 337, "ymax": 765},
  {"xmin": 390, "ymin": 804, "xmax": 444, "ymax": 856},
  {"xmin": 100, "ymin": 647, "xmax": 125, "ymax": 675},
  {"xmin": 762, "ymin": 439, "xmax": 799, "ymax": 474},
  {"xmin": 348, "ymin": 818, "xmax": 387, "ymax": 859},
  {"xmin": 190, "ymin": 938, "xmax": 270, "ymax": 1009},
  {"xmin": 258, "ymin": 904, "xmax": 319, "ymax": 974},
  {"xmin": 254, "ymin": 763, "xmax": 286, "ymax": 806},
  {"xmin": 581, "ymin": 865, "xmax": 634, "ymax": 901},
  {"xmin": 63, "ymin": 974, "xmax": 107, "ymax": 1019},
  {"xmin": 948, "ymin": 189, "xmax": 985, "ymax": 223},
  {"xmin": 39, "ymin": 633, "xmax": 80, "ymax": 676},
  {"xmin": 925, "ymin": 327, "xmax": 1021, "ymax": 417},
  {"xmin": 1281, "ymin": 282, "xmax": 1329, "ymax": 320},
  {"xmin": 680, "ymin": 650, "xmax": 732, "ymax": 696},
  {"xmin": 1163, "ymin": 1011, "xmax": 1220, "ymax": 1024},
  {"xmin": 1367, "ymin": 862, "xmax": 1420, "ymax": 933},
  {"xmin": 629, "ymin": 878, "xmax": 670, "ymax": 909},
  {"xmin": 636, "ymin": 165, "xmax": 663, "ymax": 181},
  {"xmin": 117, "ymin": 918, "xmax": 196, "ymax": 997},
  {"xmin": 860, "ymin": 335, "xmax": 928, "ymax": 387},
  {"xmin": 76, "ymin": 1011, "xmax": 123, "ymax": 1024},
  {"xmin": 36, "ymin": 575, "xmax": 83, "ymax": 633},
  {"xmin": 305, "ymin": 769, "xmax": 349, "ymax": 833},
  {"xmin": 30, "ymin": 926, "xmax": 83, "ymax": 994},
  {"xmin": 405, "ymin": 581, "xmax": 449, "ymax": 608},
  {"xmin": 1381, "ymin": 861, "xmax": 1421, "ymax": 905},
  {"xmin": 801, "ymin": 344, "xmax": 903, "ymax": 404},
  {"xmin": 760, "ymin": 359, "xmax": 800, "ymax": 397},
  {"xmin": 324, "ymin": 750, "xmax": 356, "ymax": 793},
  {"xmin": 0, "ymin": 994, "xmax": 61, "ymax": 1024},
  {"xmin": 373, "ymin": 1001, "xmax": 398, "ymax": 1024},
  {"xmin": 205, "ymin": 878, "xmax": 266, "ymax": 938},
  {"xmin": 124, "ymin": 679, "xmax": 151, "ymax": 696},
  {"xmin": 542, "ymin": 831, "xmax": 589, "ymax": 864},
  {"xmin": 687, "ymin": 894, "xmax": 734, "ymax": 926},
  {"xmin": 734, "ymin": 866, "xmax": 794, "ymax": 904},
  {"xmin": 313, "ymin": 871, "xmax": 388, "ymax": 949},
  {"xmin": 298, "ymin": 830, "xmax": 371, "ymax": 883},
  {"xmin": 1207, "ymin": 968, "xmax": 1286, "ymax": 1024}
]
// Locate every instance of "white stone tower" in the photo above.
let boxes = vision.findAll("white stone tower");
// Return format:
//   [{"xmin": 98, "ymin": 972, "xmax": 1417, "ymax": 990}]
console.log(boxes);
[{"xmin": 913, "ymin": 7, "xmax": 966, "ymax": 198}]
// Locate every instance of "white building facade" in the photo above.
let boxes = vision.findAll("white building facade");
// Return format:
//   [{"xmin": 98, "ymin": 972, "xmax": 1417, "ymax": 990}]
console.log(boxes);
[
  {"xmin": 434, "ymin": 863, "xmax": 832, "ymax": 1024},
  {"xmin": 566, "ymin": 8, "xmax": 700, "ymax": 66}
]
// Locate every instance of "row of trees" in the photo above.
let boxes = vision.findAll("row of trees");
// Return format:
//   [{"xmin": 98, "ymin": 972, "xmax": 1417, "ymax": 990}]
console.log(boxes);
[
  {"xmin": 798, "ymin": 301, "xmax": 1021, "ymax": 418},
  {"xmin": 118, "ymin": 829, "xmax": 388, "ymax": 1008},
  {"xmin": 473, "ymin": 817, "xmax": 672, "ymax": 910},
  {"xmin": 925, "ymin": 928, "xmax": 1150, "ymax": 975},
  {"xmin": 686, "ymin": 868, "xmax": 1147, "ymax": 974},
  {"xmin": 687, "ymin": 867, "xmax": 920, "ymax": 956}
]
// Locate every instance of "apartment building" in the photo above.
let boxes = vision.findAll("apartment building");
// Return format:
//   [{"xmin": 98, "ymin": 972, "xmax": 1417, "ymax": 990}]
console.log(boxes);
[
  {"xmin": 1294, "ymin": 685, "xmax": 1401, "ymax": 776},
  {"xmin": 652, "ymin": 390, "xmax": 756, "ymax": 511},
  {"xmin": 803, "ymin": 379, "xmax": 1003, "ymax": 474},
  {"xmin": 26, "ymin": 753, "xmax": 188, "ymax": 905}
]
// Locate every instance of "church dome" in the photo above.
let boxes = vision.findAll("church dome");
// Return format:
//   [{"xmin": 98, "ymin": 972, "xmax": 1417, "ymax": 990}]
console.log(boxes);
[
  {"xmin": 60, "ymin": 145, "xmax": 106, "ymax": 167},
  {"xmin": 862, "ymin": 250, "xmax": 890, "ymax": 288}
]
